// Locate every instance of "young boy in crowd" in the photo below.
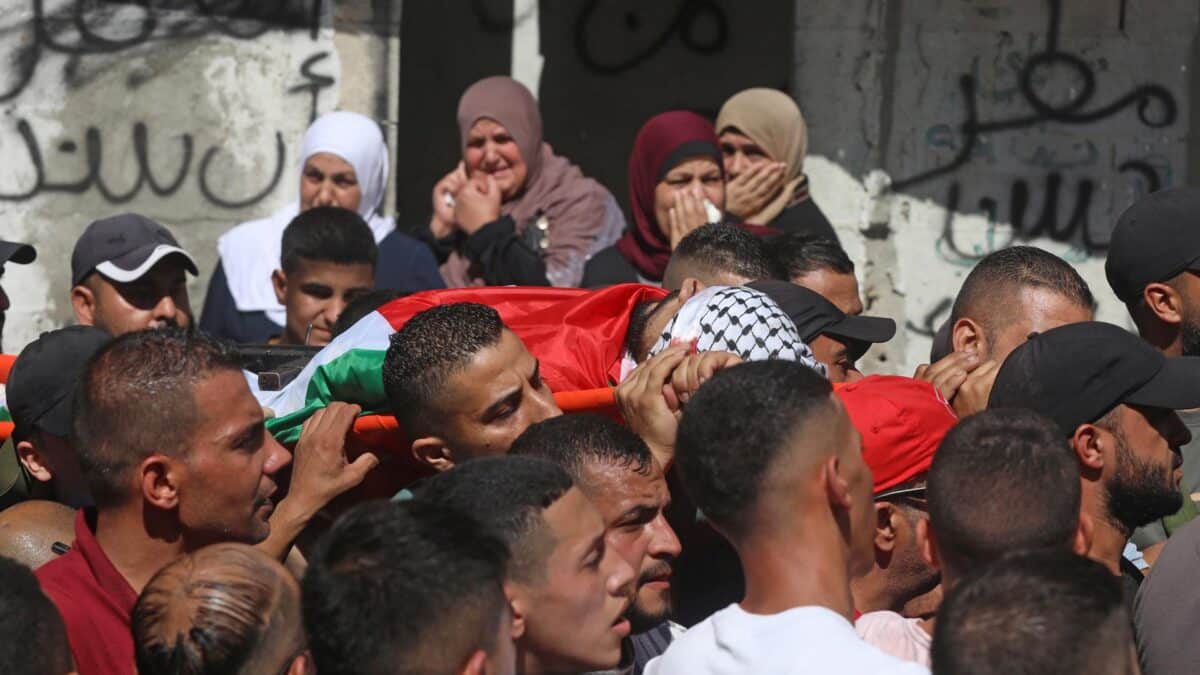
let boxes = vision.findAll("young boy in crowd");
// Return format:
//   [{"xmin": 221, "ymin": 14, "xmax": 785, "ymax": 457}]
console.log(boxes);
[{"xmin": 271, "ymin": 206, "xmax": 378, "ymax": 346}]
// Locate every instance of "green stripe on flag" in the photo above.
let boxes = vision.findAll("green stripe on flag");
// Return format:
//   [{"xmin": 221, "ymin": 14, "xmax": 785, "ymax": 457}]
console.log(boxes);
[{"xmin": 266, "ymin": 348, "xmax": 391, "ymax": 445}]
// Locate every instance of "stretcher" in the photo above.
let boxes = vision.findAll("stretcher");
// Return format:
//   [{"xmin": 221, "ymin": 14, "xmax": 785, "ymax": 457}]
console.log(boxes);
[{"xmin": 0, "ymin": 346, "xmax": 617, "ymax": 447}]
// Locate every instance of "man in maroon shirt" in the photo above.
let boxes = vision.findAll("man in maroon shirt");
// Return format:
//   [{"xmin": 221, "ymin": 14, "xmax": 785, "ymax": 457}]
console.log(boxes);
[{"xmin": 35, "ymin": 328, "xmax": 377, "ymax": 675}]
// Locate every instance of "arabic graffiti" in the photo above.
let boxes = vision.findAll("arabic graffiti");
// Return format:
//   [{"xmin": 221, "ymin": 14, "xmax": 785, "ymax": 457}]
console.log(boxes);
[
  {"xmin": 893, "ymin": 0, "xmax": 1176, "ymax": 191},
  {"xmin": 0, "ymin": 1, "xmax": 334, "ymax": 209},
  {"xmin": 0, "ymin": 0, "xmax": 321, "ymax": 103},
  {"xmin": 0, "ymin": 119, "xmax": 286, "ymax": 208},
  {"xmin": 573, "ymin": 0, "xmax": 729, "ymax": 74}
]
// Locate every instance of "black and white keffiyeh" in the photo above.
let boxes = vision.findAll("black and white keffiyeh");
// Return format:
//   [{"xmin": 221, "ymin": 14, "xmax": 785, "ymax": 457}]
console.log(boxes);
[{"xmin": 647, "ymin": 285, "xmax": 827, "ymax": 376}]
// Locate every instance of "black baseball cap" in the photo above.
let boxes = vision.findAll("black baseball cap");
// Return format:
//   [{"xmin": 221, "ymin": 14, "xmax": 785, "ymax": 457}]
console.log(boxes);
[
  {"xmin": 70, "ymin": 213, "xmax": 198, "ymax": 287},
  {"xmin": 988, "ymin": 321, "xmax": 1200, "ymax": 436},
  {"xmin": 1105, "ymin": 186, "xmax": 1200, "ymax": 303},
  {"xmin": 7, "ymin": 325, "xmax": 112, "ymax": 440},
  {"xmin": 0, "ymin": 240, "xmax": 36, "ymax": 267},
  {"xmin": 749, "ymin": 280, "xmax": 896, "ymax": 359}
]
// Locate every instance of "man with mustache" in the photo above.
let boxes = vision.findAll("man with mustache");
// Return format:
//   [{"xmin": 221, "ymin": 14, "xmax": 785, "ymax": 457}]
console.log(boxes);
[
  {"xmin": 512, "ymin": 415, "xmax": 683, "ymax": 673},
  {"xmin": 70, "ymin": 214, "xmax": 199, "ymax": 336},
  {"xmin": 35, "ymin": 329, "xmax": 376, "ymax": 675},
  {"xmin": 988, "ymin": 321, "xmax": 1199, "ymax": 604}
]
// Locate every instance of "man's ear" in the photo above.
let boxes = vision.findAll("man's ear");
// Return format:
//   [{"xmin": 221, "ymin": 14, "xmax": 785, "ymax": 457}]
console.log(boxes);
[
  {"xmin": 15, "ymin": 440, "xmax": 52, "ymax": 483},
  {"xmin": 140, "ymin": 455, "xmax": 180, "ymax": 510},
  {"xmin": 1143, "ymin": 282, "xmax": 1183, "ymax": 326},
  {"xmin": 504, "ymin": 582, "xmax": 527, "ymax": 640},
  {"xmin": 873, "ymin": 502, "xmax": 898, "ymax": 553},
  {"xmin": 458, "ymin": 650, "xmax": 489, "ymax": 675},
  {"xmin": 285, "ymin": 651, "xmax": 314, "ymax": 675},
  {"xmin": 822, "ymin": 455, "xmax": 852, "ymax": 511},
  {"xmin": 71, "ymin": 283, "xmax": 97, "ymax": 326},
  {"xmin": 1071, "ymin": 424, "xmax": 1106, "ymax": 475},
  {"xmin": 678, "ymin": 277, "xmax": 704, "ymax": 304},
  {"xmin": 272, "ymin": 269, "xmax": 289, "ymax": 306},
  {"xmin": 917, "ymin": 517, "xmax": 940, "ymax": 570},
  {"xmin": 1073, "ymin": 512, "xmax": 1095, "ymax": 558},
  {"xmin": 412, "ymin": 437, "xmax": 456, "ymax": 473},
  {"xmin": 951, "ymin": 317, "xmax": 986, "ymax": 356}
]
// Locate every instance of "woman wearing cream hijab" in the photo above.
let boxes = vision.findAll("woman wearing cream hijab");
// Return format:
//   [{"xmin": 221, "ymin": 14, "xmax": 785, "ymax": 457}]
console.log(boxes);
[{"xmin": 716, "ymin": 88, "xmax": 836, "ymax": 240}]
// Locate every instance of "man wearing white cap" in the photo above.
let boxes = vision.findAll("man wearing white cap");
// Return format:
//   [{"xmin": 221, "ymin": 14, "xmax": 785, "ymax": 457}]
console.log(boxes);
[{"xmin": 69, "ymin": 213, "xmax": 199, "ymax": 336}]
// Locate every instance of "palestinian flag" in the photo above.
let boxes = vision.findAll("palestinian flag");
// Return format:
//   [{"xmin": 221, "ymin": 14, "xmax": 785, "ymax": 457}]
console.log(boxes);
[{"xmin": 259, "ymin": 284, "xmax": 668, "ymax": 446}]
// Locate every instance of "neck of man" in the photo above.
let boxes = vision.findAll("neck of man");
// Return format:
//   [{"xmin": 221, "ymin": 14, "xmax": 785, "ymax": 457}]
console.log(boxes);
[
  {"xmin": 849, "ymin": 568, "xmax": 901, "ymax": 614},
  {"xmin": 1080, "ymin": 483, "xmax": 1129, "ymax": 576},
  {"xmin": 1136, "ymin": 316, "xmax": 1184, "ymax": 357},
  {"xmin": 516, "ymin": 643, "xmax": 575, "ymax": 675},
  {"xmin": 94, "ymin": 502, "xmax": 191, "ymax": 595},
  {"xmin": 735, "ymin": 513, "xmax": 856, "ymax": 621}
]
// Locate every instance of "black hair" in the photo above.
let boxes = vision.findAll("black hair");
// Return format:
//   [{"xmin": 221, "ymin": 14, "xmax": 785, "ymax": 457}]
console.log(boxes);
[
  {"xmin": 510, "ymin": 414, "xmax": 654, "ymax": 483},
  {"xmin": 949, "ymin": 246, "xmax": 1093, "ymax": 341},
  {"xmin": 675, "ymin": 360, "xmax": 833, "ymax": 538},
  {"xmin": 664, "ymin": 224, "xmax": 785, "ymax": 287},
  {"xmin": 927, "ymin": 409, "xmax": 1081, "ymax": 577},
  {"xmin": 303, "ymin": 499, "xmax": 509, "ymax": 675},
  {"xmin": 73, "ymin": 328, "xmax": 242, "ymax": 508},
  {"xmin": 932, "ymin": 550, "xmax": 1132, "ymax": 675},
  {"xmin": 280, "ymin": 206, "xmax": 379, "ymax": 274},
  {"xmin": 332, "ymin": 289, "xmax": 408, "ymax": 337},
  {"xmin": 623, "ymin": 290, "xmax": 681, "ymax": 363},
  {"xmin": 770, "ymin": 234, "xmax": 854, "ymax": 279},
  {"xmin": 133, "ymin": 544, "xmax": 299, "ymax": 675},
  {"xmin": 415, "ymin": 455, "xmax": 573, "ymax": 583},
  {"xmin": 381, "ymin": 303, "xmax": 505, "ymax": 436},
  {"xmin": 0, "ymin": 554, "xmax": 73, "ymax": 675}
]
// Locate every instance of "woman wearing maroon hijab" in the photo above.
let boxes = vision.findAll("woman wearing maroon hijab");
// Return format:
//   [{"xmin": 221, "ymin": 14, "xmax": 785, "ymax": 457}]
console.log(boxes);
[{"xmin": 583, "ymin": 111, "xmax": 741, "ymax": 287}]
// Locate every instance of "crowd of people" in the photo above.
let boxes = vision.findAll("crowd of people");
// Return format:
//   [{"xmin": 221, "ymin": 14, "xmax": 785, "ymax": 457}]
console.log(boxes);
[{"xmin": 0, "ymin": 75, "xmax": 1197, "ymax": 675}]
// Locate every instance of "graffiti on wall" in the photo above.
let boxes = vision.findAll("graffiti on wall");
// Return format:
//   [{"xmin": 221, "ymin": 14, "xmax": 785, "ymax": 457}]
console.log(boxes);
[
  {"xmin": 895, "ymin": 0, "xmax": 1177, "ymax": 262},
  {"xmin": 0, "ymin": 0, "xmax": 333, "ymax": 209},
  {"xmin": 894, "ymin": 0, "xmax": 1181, "ymax": 339}
]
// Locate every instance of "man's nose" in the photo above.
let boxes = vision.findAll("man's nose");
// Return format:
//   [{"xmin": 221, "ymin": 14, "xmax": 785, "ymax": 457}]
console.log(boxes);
[
  {"xmin": 263, "ymin": 434, "xmax": 292, "ymax": 475},
  {"xmin": 530, "ymin": 389, "xmax": 562, "ymax": 424},
  {"xmin": 649, "ymin": 515, "xmax": 682, "ymax": 559},
  {"xmin": 605, "ymin": 549, "xmax": 637, "ymax": 599},
  {"xmin": 152, "ymin": 294, "xmax": 178, "ymax": 323}
]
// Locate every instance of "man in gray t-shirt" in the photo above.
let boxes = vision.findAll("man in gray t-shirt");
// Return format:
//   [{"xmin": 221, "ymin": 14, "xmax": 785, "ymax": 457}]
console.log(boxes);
[{"xmin": 1135, "ymin": 516, "xmax": 1200, "ymax": 674}]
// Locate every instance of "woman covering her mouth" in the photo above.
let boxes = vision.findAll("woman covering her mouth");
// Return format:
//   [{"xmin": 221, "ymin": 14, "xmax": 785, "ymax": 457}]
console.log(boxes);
[{"xmin": 420, "ymin": 76, "xmax": 626, "ymax": 289}]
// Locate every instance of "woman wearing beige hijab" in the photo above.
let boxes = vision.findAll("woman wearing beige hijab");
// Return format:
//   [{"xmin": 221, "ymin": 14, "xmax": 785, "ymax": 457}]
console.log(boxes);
[
  {"xmin": 716, "ymin": 88, "xmax": 836, "ymax": 240},
  {"xmin": 424, "ymin": 76, "xmax": 625, "ymax": 288}
]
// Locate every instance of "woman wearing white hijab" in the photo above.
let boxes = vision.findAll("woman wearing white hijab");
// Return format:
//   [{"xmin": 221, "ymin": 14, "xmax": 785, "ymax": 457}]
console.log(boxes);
[{"xmin": 200, "ymin": 111, "xmax": 443, "ymax": 343}]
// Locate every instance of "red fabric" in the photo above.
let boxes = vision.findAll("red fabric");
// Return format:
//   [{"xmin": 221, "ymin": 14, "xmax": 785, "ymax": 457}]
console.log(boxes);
[
  {"xmin": 36, "ymin": 509, "xmax": 138, "ymax": 675},
  {"xmin": 616, "ymin": 111, "xmax": 724, "ymax": 281},
  {"xmin": 835, "ymin": 376, "xmax": 958, "ymax": 495},
  {"xmin": 378, "ymin": 284, "xmax": 669, "ymax": 392}
]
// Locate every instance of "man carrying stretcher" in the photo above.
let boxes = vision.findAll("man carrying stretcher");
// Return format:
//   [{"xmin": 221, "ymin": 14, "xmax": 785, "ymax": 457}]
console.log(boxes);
[{"xmin": 256, "ymin": 281, "xmax": 822, "ymax": 486}]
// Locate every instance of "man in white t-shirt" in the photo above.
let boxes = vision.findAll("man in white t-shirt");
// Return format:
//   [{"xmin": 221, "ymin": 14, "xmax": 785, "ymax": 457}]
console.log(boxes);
[{"xmin": 643, "ymin": 361, "xmax": 927, "ymax": 674}]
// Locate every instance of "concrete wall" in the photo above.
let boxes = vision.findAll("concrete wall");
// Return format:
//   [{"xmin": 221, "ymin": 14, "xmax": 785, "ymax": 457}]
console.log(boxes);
[
  {"xmin": 2, "ymin": 0, "xmax": 1197, "ymax": 376},
  {"xmin": 0, "ymin": 0, "xmax": 396, "ymax": 351},
  {"xmin": 796, "ymin": 0, "xmax": 1198, "ymax": 371}
]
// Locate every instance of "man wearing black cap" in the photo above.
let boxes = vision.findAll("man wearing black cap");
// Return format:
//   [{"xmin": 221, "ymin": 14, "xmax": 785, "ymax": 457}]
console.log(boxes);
[
  {"xmin": 1106, "ymin": 186, "xmax": 1200, "ymax": 558},
  {"xmin": 0, "ymin": 239, "xmax": 36, "ymax": 352},
  {"xmin": 749, "ymin": 280, "xmax": 895, "ymax": 382},
  {"xmin": 1, "ymin": 326, "xmax": 111, "ymax": 510},
  {"xmin": 987, "ymin": 321, "xmax": 1198, "ymax": 601},
  {"xmin": 70, "ymin": 213, "xmax": 199, "ymax": 336}
]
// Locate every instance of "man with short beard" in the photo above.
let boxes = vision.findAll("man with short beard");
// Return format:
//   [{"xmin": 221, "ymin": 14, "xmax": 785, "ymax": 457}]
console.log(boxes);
[
  {"xmin": 988, "ymin": 321, "xmax": 1200, "ymax": 604},
  {"xmin": 1106, "ymin": 186, "xmax": 1200, "ymax": 556},
  {"xmin": 511, "ymin": 415, "xmax": 683, "ymax": 674}
]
